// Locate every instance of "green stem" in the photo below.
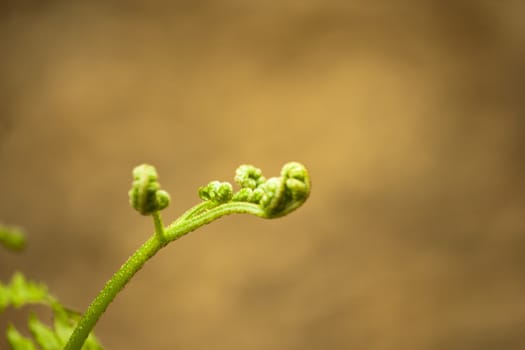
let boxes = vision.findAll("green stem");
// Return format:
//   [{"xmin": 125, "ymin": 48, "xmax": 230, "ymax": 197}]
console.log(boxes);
[
  {"xmin": 63, "ymin": 201, "xmax": 264, "ymax": 350},
  {"xmin": 165, "ymin": 202, "xmax": 265, "ymax": 241},
  {"xmin": 172, "ymin": 200, "xmax": 217, "ymax": 225},
  {"xmin": 152, "ymin": 211, "xmax": 166, "ymax": 244},
  {"xmin": 63, "ymin": 234, "xmax": 164, "ymax": 350}
]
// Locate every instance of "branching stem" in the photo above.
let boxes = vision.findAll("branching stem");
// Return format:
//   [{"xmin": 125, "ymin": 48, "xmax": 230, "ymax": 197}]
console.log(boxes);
[
  {"xmin": 152, "ymin": 211, "xmax": 166, "ymax": 243},
  {"xmin": 64, "ymin": 202, "xmax": 265, "ymax": 350},
  {"xmin": 63, "ymin": 162, "xmax": 310, "ymax": 350}
]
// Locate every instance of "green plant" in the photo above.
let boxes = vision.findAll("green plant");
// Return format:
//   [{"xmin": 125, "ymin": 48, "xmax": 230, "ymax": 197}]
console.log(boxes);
[{"xmin": 1, "ymin": 162, "xmax": 311, "ymax": 350}]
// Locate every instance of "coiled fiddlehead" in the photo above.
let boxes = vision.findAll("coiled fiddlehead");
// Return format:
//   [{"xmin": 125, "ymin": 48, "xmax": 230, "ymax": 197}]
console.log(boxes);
[
  {"xmin": 64, "ymin": 161, "xmax": 310, "ymax": 350},
  {"xmin": 128, "ymin": 164, "xmax": 171, "ymax": 215},
  {"xmin": 198, "ymin": 181, "xmax": 233, "ymax": 204},
  {"xmin": 231, "ymin": 162, "xmax": 310, "ymax": 218},
  {"xmin": 166, "ymin": 161, "xmax": 311, "ymax": 237}
]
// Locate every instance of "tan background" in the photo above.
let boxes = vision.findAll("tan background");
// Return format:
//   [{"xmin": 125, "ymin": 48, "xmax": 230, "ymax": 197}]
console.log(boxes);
[{"xmin": 1, "ymin": 1, "xmax": 525, "ymax": 349}]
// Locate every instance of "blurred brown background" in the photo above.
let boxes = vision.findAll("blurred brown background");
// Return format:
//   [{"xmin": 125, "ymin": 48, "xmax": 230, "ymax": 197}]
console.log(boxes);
[{"xmin": 1, "ymin": 1, "xmax": 525, "ymax": 349}]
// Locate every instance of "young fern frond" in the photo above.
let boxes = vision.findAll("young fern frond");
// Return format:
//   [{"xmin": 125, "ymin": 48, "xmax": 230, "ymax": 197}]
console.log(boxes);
[
  {"xmin": 64, "ymin": 161, "xmax": 310, "ymax": 350},
  {"xmin": 232, "ymin": 162, "xmax": 311, "ymax": 218},
  {"xmin": 128, "ymin": 164, "xmax": 171, "ymax": 216},
  {"xmin": 0, "ymin": 161, "xmax": 310, "ymax": 350}
]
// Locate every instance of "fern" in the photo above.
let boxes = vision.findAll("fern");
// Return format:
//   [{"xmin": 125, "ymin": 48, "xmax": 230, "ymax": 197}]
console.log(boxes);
[
  {"xmin": 0, "ymin": 272, "xmax": 103, "ymax": 349},
  {"xmin": 2, "ymin": 161, "xmax": 310, "ymax": 349},
  {"xmin": 0, "ymin": 225, "xmax": 100, "ymax": 349}
]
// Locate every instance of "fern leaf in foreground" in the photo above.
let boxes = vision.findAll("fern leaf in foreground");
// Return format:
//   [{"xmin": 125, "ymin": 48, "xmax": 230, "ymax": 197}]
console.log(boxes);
[{"xmin": 1, "ymin": 272, "xmax": 103, "ymax": 350}]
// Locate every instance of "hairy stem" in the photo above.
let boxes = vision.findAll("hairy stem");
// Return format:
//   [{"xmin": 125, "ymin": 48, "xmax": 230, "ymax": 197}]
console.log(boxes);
[
  {"xmin": 63, "ymin": 234, "xmax": 163, "ymax": 350},
  {"xmin": 63, "ymin": 202, "xmax": 263, "ymax": 350},
  {"xmin": 165, "ymin": 202, "xmax": 265, "ymax": 241},
  {"xmin": 152, "ymin": 211, "xmax": 166, "ymax": 244},
  {"xmin": 173, "ymin": 200, "xmax": 217, "ymax": 225}
]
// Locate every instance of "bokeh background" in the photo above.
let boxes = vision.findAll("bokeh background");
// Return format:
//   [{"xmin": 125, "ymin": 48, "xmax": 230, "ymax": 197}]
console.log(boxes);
[{"xmin": 1, "ymin": 1, "xmax": 525, "ymax": 349}]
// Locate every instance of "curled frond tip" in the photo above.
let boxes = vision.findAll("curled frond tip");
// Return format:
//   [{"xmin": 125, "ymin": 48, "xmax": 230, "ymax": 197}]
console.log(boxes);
[
  {"xmin": 198, "ymin": 181, "xmax": 233, "ymax": 204},
  {"xmin": 128, "ymin": 164, "xmax": 171, "ymax": 215},
  {"xmin": 231, "ymin": 162, "xmax": 310, "ymax": 218}
]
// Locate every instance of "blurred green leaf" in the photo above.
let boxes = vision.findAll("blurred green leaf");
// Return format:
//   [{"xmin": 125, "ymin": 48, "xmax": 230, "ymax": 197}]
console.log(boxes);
[
  {"xmin": 0, "ymin": 224, "xmax": 26, "ymax": 251},
  {"xmin": 1, "ymin": 273, "xmax": 104, "ymax": 349},
  {"xmin": 0, "ymin": 282, "xmax": 9, "ymax": 312},
  {"xmin": 9, "ymin": 272, "xmax": 48, "ymax": 308},
  {"xmin": 6, "ymin": 324, "xmax": 36, "ymax": 350},
  {"xmin": 28, "ymin": 314, "xmax": 62, "ymax": 350},
  {"xmin": 53, "ymin": 306, "xmax": 75, "ymax": 344}
]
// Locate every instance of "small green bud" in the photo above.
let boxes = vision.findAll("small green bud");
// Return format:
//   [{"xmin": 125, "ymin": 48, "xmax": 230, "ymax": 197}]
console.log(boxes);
[
  {"xmin": 155, "ymin": 190, "xmax": 171, "ymax": 211},
  {"xmin": 282, "ymin": 162, "xmax": 310, "ymax": 201},
  {"xmin": 259, "ymin": 162, "xmax": 311, "ymax": 218},
  {"xmin": 129, "ymin": 164, "xmax": 171, "ymax": 215},
  {"xmin": 234, "ymin": 165, "xmax": 265, "ymax": 189},
  {"xmin": 232, "ymin": 188, "xmax": 252, "ymax": 202},
  {"xmin": 252, "ymin": 187, "xmax": 265, "ymax": 202},
  {"xmin": 198, "ymin": 181, "xmax": 233, "ymax": 203},
  {"xmin": 259, "ymin": 177, "xmax": 281, "ymax": 209}
]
